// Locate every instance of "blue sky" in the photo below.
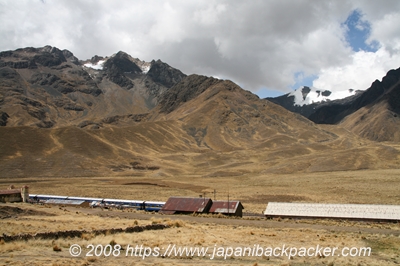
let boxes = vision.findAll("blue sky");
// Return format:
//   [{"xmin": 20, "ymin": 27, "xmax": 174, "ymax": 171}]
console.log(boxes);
[{"xmin": 344, "ymin": 9, "xmax": 379, "ymax": 53}]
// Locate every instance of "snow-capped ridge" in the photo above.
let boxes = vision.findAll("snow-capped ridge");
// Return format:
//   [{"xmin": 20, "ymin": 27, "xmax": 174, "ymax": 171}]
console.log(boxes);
[
  {"xmin": 82, "ymin": 52, "xmax": 150, "ymax": 73},
  {"xmin": 289, "ymin": 86, "xmax": 358, "ymax": 106}
]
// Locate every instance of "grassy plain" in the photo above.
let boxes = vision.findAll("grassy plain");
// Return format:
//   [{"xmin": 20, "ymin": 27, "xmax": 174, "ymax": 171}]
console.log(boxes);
[
  {"xmin": 3, "ymin": 169, "xmax": 400, "ymax": 213},
  {"xmin": 1, "ymin": 169, "xmax": 400, "ymax": 265}
]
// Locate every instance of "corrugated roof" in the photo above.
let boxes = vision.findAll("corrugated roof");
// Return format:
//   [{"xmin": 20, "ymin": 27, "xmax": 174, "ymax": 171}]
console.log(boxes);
[
  {"xmin": 264, "ymin": 202, "xmax": 400, "ymax": 220},
  {"xmin": 209, "ymin": 200, "xmax": 243, "ymax": 214},
  {"xmin": 160, "ymin": 197, "xmax": 212, "ymax": 213},
  {"xmin": 0, "ymin": 189, "xmax": 21, "ymax": 196}
]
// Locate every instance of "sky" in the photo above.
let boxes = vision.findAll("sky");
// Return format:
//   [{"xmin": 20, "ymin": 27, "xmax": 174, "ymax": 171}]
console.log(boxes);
[{"xmin": 0, "ymin": 0, "xmax": 399, "ymax": 98}]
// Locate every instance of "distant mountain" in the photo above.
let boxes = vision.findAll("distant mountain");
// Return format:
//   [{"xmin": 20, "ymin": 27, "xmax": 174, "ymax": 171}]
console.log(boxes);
[
  {"xmin": 267, "ymin": 86, "xmax": 363, "ymax": 118},
  {"xmin": 309, "ymin": 68, "xmax": 400, "ymax": 124},
  {"xmin": 338, "ymin": 68, "xmax": 400, "ymax": 142},
  {"xmin": 0, "ymin": 46, "xmax": 186, "ymax": 128},
  {"xmin": 1, "ymin": 46, "xmax": 399, "ymax": 178},
  {"xmin": 268, "ymin": 67, "xmax": 400, "ymax": 142}
]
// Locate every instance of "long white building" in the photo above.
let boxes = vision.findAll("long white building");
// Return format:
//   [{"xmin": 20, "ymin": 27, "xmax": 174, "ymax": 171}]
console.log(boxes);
[{"xmin": 264, "ymin": 202, "xmax": 400, "ymax": 221}]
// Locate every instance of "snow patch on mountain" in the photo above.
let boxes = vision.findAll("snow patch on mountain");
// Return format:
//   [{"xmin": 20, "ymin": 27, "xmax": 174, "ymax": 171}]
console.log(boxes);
[
  {"xmin": 140, "ymin": 64, "xmax": 151, "ymax": 74},
  {"xmin": 132, "ymin": 59, "xmax": 151, "ymax": 74},
  {"xmin": 289, "ymin": 86, "xmax": 358, "ymax": 106},
  {"xmin": 84, "ymin": 60, "xmax": 106, "ymax": 70}
]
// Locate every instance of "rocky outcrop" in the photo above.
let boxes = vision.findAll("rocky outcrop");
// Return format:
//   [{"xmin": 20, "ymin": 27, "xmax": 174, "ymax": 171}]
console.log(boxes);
[
  {"xmin": 158, "ymin": 74, "xmax": 221, "ymax": 114},
  {"xmin": 33, "ymin": 49, "xmax": 66, "ymax": 67},
  {"xmin": 30, "ymin": 70, "xmax": 102, "ymax": 96},
  {"xmin": 0, "ymin": 111, "xmax": 9, "ymax": 126},
  {"xmin": 103, "ymin": 51, "xmax": 142, "ymax": 89},
  {"xmin": 147, "ymin": 59, "xmax": 186, "ymax": 88},
  {"xmin": 0, "ymin": 46, "xmax": 68, "ymax": 69},
  {"xmin": 102, "ymin": 113, "xmax": 149, "ymax": 124},
  {"xmin": 62, "ymin": 49, "xmax": 80, "ymax": 65}
]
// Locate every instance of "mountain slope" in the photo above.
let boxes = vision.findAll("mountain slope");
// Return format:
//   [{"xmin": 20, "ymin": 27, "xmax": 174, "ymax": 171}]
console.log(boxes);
[
  {"xmin": 340, "ymin": 75, "xmax": 400, "ymax": 142},
  {"xmin": 0, "ymin": 46, "xmax": 186, "ymax": 128},
  {"xmin": 3, "ymin": 73, "xmax": 398, "ymax": 178},
  {"xmin": 267, "ymin": 67, "xmax": 400, "ymax": 142},
  {"xmin": 1, "ymin": 46, "xmax": 400, "ymax": 178},
  {"xmin": 309, "ymin": 68, "xmax": 400, "ymax": 126},
  {"xmin": 149, "ymin": 75, "xmax": 335, "ymax": 151}
]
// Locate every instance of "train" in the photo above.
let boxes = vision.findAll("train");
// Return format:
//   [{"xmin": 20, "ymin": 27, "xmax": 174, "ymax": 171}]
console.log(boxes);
[{"xmin": 29, "ymin": 194, "xmax": 165, "ymax": 212}]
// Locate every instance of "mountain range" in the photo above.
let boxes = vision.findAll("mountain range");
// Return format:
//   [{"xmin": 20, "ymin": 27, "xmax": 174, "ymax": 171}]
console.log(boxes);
[
  {"xmin": 267, "ymin": 68, "xmax": 400, "ymax": 142},
  {"xmin": 0, "ymin": 46, "xmax": 186, "ymax": 128},
  {"xmin": 0, "ymin": 46, "xmax": 399, "ymax": 178},
  {"xmin": 266, "ymin": 86, "xmax": 362, "ymax": 118}
]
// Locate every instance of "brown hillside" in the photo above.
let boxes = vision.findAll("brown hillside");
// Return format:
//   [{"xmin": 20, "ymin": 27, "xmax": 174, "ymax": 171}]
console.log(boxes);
[
  {"xmin": 1, "ymin": 48, "xmax": 400, "ymax": 178},
  {"xmin": 340, "ymin": 79, "xmax": 400, "ymax": 142},
  {"xmin": 2, "ymin": 74, "xmax": 399, "ymax": 177},
  {"xmin": 149, "ymin": 75, "xmax": 335, "ymax": 151}
]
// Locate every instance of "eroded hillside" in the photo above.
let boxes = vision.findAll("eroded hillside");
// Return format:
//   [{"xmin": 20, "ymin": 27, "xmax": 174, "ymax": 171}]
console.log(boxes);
[{"xmin": 1, "ymin": 68, "xmax": 399, "ymax": 177}]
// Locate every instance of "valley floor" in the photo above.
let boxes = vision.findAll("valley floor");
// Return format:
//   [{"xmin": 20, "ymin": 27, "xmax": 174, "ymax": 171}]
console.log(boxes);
[
  {"xmin": 3, "ymin": 169, "xmax": 400, "ymax": 213},
  {"xmin": 1, "ymin": 169, "xmax": 400, "ymax": 265}
]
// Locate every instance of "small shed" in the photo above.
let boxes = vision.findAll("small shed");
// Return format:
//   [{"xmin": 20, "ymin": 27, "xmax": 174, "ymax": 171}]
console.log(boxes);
[
  {"xmin": 209, "ymin": 200, "xmax": 244, "ymax": 217},
  {"xmin": 0, "ymin": 189, "xmax": 22, "ymax": 203},
  {"xmin": 159, "ymin": 197, "xmax": 212, "ymax": 215}
]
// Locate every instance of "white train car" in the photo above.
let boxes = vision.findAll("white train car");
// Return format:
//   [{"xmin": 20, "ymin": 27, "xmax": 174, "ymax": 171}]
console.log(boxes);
[
  {"xmin": 103, "ymin": 198, "xmax": 144, "ymax": 209},
  {"xmin": 29, "ymin": 194, "xmax": 68, "ymax": 201},
  {"xmin": 67, "ymin": 196, "xmax": 103, "ymax": 202},
  {"xmin": 144, "ymin": 201, "xmax": 165, "ymax": 212},
  {"xmin": 29, "ymin": 194, "xmax": 165, "ymax": 212}
]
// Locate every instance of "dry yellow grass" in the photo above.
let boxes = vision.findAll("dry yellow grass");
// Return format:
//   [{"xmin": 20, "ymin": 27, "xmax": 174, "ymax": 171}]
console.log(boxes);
[
  {"xmin": 0, "ymin": 203, "xmax": 399, "ymax": 265},
  {"xmin": 1, "ymin": 166, "xmax": 400, "ymax": 266},
  {"xmin": 5, "ymin": 168, "xmax": 400, "ymax": 214},
  {"xmin": 0, "ymin": 206, "xmax": 148, "ymax": 236}
]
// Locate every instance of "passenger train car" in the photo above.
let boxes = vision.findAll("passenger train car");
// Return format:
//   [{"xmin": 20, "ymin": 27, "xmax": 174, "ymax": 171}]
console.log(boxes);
[{"xmin": 29, "ymin": 194, "xmax": 165, "ymax": 212}]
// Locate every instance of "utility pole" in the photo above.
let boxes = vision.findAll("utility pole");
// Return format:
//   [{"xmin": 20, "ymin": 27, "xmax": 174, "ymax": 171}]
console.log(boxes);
[{"xmin": 227, "ymin": 186, "xmax": 230, "ymax": 215}]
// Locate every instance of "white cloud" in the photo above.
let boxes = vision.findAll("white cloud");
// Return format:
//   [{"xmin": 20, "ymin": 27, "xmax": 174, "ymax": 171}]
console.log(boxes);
[
  {"xmin": 312, "ymin": 1, "xmax": 400, "ymax": 92},
  {"xmin": 0, "ymin": 0, "xmax": 399, "ymax": 95},
  {"xmin": 313, "ymin": 47, "xmax": 400, "ymax": 91},
  {"xmin": 368, "ymin": 12, "xmax": 400, "ymax": 54},
  {"xmin": 194, "ymin": 2, "xmax": 226, "ymax": 26}
]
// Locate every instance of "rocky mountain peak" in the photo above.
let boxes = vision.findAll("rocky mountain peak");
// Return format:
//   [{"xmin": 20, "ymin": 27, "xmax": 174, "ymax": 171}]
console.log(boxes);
[
  {"xmin": 0, "ymin": 46, "xmax": 188, "ymax": 128},
  {"xmin": 104, "ymin": 51, "xmax": 142, "ymax": 73},
  {"xmin": 101, "ymin": 51, "xmax": 142, "ymax": 89},
  {"xmin": 0, "ymin": 45, "xmax": 69, "ymax": 69},
  {"xmin": 89, "ymin": 55, "xmax": 105, "ymax": 64},
  {"xmin": 301, "ymin": 86, "xmax": 311, "ymax": 100},
  {"xmin": 147, "ymin": 59, "xmax": 186, "ymax": 88}
]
